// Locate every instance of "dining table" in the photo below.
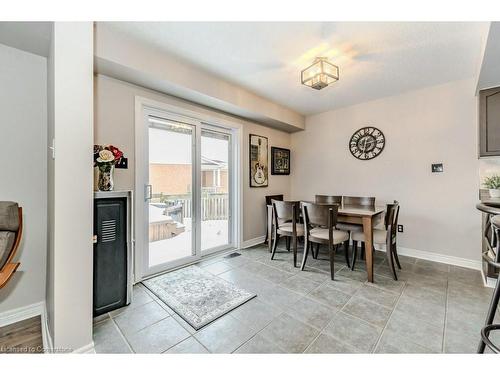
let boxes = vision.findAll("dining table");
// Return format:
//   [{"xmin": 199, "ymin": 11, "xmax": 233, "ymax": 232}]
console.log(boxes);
[{"xmin": 267, "ymin": 202, "xmax": 386, "ymax": 283}]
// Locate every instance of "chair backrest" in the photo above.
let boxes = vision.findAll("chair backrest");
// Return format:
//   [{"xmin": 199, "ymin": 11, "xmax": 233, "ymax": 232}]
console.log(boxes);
[
  {"xmin": 266, "ymin": 194, "xmax": 284, "ymax": 206},
  {"xmin": 301, "ymin": 201, "xmax": 338, "ymax": 229},
  {"xmin": 386, "ymin": 201, "xmax": 400, "ymax": 241},
  {"xmin": 343, "ymin": 196, "xmax": 376, "ymax": 206},
  {"xmin": 315, "ymin": 195, "xmax": 342, "ymax": 205},
  {"xmin": 0, "ymin": 202, "xmax": 22, "ymax": 271},
  {"xmin": 272, "ymin": 200, "xmax": 300, "ymax": 225}
]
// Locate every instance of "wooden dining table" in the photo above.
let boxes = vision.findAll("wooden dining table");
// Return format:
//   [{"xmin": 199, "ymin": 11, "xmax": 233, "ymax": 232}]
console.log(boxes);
[{"xmin": 267, "ymin": 203, "xmax": 385, "ymax": 283}]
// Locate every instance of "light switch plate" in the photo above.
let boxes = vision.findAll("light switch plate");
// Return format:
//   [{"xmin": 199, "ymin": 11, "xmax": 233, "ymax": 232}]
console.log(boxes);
[{"xmin": 431, "ymin": 163, "xmax": 443, "ymax": 173}]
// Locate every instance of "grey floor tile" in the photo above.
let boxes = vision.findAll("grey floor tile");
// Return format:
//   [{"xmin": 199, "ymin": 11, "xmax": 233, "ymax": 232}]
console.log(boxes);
[
  {"xmin": 114, "ymin": 301, "xmax": 170, "ymax": 336},
  {"xmin": 386, "ymin": 310, "xmax": 444, "ymax": 352},
  {"xmin": 297, "ymin": 267, "xmax": 332, "ymax": 283},
  {"xmin": 323, "ymin": 312, "xmax": 382, "ymax": 352},
  {"xmin": 370, "ymin": 275, "xmax": 406, "ymax": 294},
  {"xmin": 93, "ymin": 313, "xmax": 110, "ymax": 326},
  {"xmin": 93, "ymin": 319, "xmax": 122, "ymax": 345},
  {"xmin": 280, "ymin": 274, "xmax": 320, "ymax": 295},
  {"xmin": 94, "ymin": 335, "xmax": 132, "ymax": 353},
  {"xmin": 322, "ymin": 274, "xmax": 364, "ymax": 295},
  {"xmin": 257, "ymin": 263, "xmax": 294, "ymax": 284},
  {"xmin": 375, "ymin": 330, "xmax": 436, "ymax": 353},
  {"xmin": 127, "ymin": 316, "xmax": 190, "ymax": 353},
  {"xmin": 223, "ymin": 254, "xmax": 251, "ymax": 268},
  {"xmin": 164, "ymin": 336, "xmax": 209, "ymax": 354},
  {"xmin": 406, "ymin": 273, "xmax": 448, "ymax": 295},
  {"xmin": 414, "ymin": 259, "xmax": 450, "ymax": 273},
  {"xmin": 395, "ymin": 294, "xmax": 445, "ymax": 327},
  {"xmin": 194, "ymin": 315, "xmax": 257, "ymax": 353},
  {"xmin": 336, "ymin": 267, "xmax": 369, "ymax": 282},
  {"xmin": 444, "ymin": 329, "xmax": 479, "ymax": 354},
  {"xmin": 257, "ymin": 283, "xmax": 303, "ymax": 310},
  {"xmin": 108, "ymin": 285, "xmax": 155, "ymax": 318},
  {"xmin": 288, "ymin": 296, "xmax": 339, "ymax": 330},
  {"xmin": 234, "ymin": 333, "xmax": 286, "ymax": 353},
  {"xmin": 342, "ymin": 296, "xmax": 392, "ymax": 328},
  {"xmin": 402, "ymin": 283, "xmax": 446, "ymax": 303},
  {"xmin": 259, "ymin": 313, "xmax": 320, "ymax": 353},
  {"xmin": 309, "ymin": 284, "xmax": 352, "ymax": 309},
  {"xmin": 202, "ymin": 261, "xmax": 234, "ymax": 275},
  {"xmin": 230, "ymin": 298, "xmax": 282, "ymax": 330},
  {"xmin": 354, "ymin": 284, "xmax": 399, "ymax": 308},
  {"xmin": 305, "ymin": 333, "xmax": 360, "ymax": 353}
]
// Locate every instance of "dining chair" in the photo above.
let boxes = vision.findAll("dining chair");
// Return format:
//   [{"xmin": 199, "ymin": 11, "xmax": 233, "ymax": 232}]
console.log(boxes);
[
  {"xmin": 265, "ymin": 194, "xmax": 284, "ymax": 246},
  {"xmin": 300, "ymin": 202, "xmax": 350, "ymax": 280},
  {"xmin": 315, "ymin": 195, "xmax": 342, "ymax": 205},
  {"xmin": 0, "ymin": 202, "xmax": 22, "ymax": 289},
  {"xmin": 351, "ymin": 201, "xmax": 401, "ymax": 280},
  {"xmin": 271, "ymin": 200, "xmax": 303, "ymax": 268}
]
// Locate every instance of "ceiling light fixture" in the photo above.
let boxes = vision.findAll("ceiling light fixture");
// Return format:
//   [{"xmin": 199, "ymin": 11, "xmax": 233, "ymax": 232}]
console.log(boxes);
[{"xmin": 301, "ymin": 57, "xmax": 339, "ymax": 90}]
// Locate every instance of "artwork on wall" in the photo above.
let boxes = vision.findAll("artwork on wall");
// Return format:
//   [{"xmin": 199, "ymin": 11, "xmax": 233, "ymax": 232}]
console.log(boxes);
[
  {"xmin": 249, "ymin": 134, "xmax": 268, "ymax": 187},
  {"xmin": 271, "ymin": 147, "xmax": 290, "ymax": 175}
]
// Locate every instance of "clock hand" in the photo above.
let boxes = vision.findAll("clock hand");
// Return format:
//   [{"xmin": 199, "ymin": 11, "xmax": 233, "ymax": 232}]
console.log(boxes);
[{"xmin": 361, "ymin": 137, "xmax": 367, "ymax": 153}]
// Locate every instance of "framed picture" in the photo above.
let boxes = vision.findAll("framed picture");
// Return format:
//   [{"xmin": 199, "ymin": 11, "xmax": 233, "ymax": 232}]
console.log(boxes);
[
  {"xmin": 271, "ymin": 147, "xmax": 290, "ymax": 175},
  {"xmin": 249, "ymin": 134, "xmax": 268, "ymax": 187}
]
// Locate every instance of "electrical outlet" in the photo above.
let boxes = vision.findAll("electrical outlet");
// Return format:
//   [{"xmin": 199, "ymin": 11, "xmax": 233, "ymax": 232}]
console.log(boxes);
[
  {"xmin": 397, "ymin": 225, "xmax": 404, "ymax": 233},
  {"xmin": 115, "ymin": 157, "xmax": 128, "ymax": 169}
]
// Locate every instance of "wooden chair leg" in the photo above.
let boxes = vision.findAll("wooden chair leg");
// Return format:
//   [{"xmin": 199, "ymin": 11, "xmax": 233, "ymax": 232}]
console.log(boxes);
[
  {"xmin": 351, "ymin": 241, "xmax": 358, "ymax": 270},
  {"xmin": 300, "ymin": 239, "xmax": 310, "ymax": 271},
  {"xmin": 387, "ymin": 244, "xmax": 398, "ymax": 281},
  {"xmin": 393, "ymin": 242, "xmax": 402, "ymax": 269},
  {"xmin": 313, "ymin": 243, "xmax": 320, "ymax": 259},
  {"xmin": 343, "ymin": 240, "xmax": 351, "ymax": 268},
  {"xmin": 293, "ymin": 235, "xmax": 298, "ymax": 268},
  {"xmin": 329, "ymin": 242, "xmax": 335, "ymax": 280},
  {"xmin": 360, "ymin": 242, "xmax": 365, "ymax": 260},
  {"xmin": 286, "ymin": 236, "xmax": 291, "ymax": 251},
  {"xmin": 271, "ymin": 233, "xmax": 280, "ymax": 259}
]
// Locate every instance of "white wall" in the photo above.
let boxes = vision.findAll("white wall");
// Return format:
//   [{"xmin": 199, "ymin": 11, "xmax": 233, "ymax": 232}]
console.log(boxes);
[
  {"xmin": 291, "ymin": 79, "xmax": 481, "ymax": 262},
  {"xmin": 94, "ymin": 74, "xmax": 292, "ymax": 243},
  {"xmin": 0, "ymin": 43, "xmax": 47, "ymax": 313},
  {"xmin": 46, "ymin": 22, "xmax": 94, "ymax": 351}
]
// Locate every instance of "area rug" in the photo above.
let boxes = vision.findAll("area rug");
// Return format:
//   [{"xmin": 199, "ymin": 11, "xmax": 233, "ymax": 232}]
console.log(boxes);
[{"xmin": 142, "ymin": 266, "xmax": 256, "ymax": 330}]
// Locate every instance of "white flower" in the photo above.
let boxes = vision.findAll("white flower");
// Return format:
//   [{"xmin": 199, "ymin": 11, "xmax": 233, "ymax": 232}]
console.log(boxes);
[{"xmin": 97, "ymin": 149, "xmax": 114, "ymax": 163}]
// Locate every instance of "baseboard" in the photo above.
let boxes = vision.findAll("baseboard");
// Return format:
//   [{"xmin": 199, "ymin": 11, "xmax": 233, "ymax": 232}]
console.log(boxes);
[
  {"xmin": 241, "ymin": 235, "xmax": 265, "ymax": 249},
  {"xmin": 73, "ymin": 342, "xmax": 95, "ymax": 354},
  {"xmin": 374, "ymin": 244, "xmax": 482, "ymax": 270}
]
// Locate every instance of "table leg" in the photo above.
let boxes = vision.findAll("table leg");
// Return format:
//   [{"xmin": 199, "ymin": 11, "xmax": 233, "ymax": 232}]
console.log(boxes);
[
  {"xmin": 267, "ymin": 205, "xmax": 273, "ymax": 253},
  {"xmin": 362, "ymin": 216, "xmax": 374, "ymax": 283}
]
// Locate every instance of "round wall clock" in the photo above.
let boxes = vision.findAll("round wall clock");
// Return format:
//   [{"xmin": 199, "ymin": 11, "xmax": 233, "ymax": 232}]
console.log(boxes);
[{"xmin": 349, "ymin": 126, "xmax": 385, "ymax": 160}]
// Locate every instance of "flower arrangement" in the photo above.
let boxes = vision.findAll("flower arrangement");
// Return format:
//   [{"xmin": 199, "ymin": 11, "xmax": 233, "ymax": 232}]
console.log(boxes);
[{"xmin": 94, "ymin": 145, "xmax": 123, "ymax": 191}]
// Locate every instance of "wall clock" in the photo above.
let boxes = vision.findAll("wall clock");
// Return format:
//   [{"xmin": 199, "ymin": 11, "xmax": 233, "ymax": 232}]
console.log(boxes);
[{"xmin": 349, "ymin": 126, "xmax": 385, "ymax": 160}]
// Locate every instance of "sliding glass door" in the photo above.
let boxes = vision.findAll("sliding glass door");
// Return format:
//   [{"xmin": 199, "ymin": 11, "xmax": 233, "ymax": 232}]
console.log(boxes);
[{"xmin": 142, "ymin": 109, "xmax": 234, "ymax": 276}]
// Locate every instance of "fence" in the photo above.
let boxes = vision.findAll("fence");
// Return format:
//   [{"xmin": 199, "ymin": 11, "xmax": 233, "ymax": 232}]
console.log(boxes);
[{"xmin": 152, "ymin": 193, "xmax": 229, "ymax": 221}]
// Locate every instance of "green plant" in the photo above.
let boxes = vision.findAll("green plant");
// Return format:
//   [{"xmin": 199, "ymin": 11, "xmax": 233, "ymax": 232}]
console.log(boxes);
[{"xmin": 484, "ymin": 175, "xmax": 500, "ymax": 189}]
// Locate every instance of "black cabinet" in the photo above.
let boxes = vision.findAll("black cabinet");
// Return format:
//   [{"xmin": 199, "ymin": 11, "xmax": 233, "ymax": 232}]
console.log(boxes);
[
  {"xmin": 93, "ymin": 193, "xmax": 132, "ymax": 316},
  {"xmin": 479, "ymin": 87, "xmax": 500, "ymax": 157}
]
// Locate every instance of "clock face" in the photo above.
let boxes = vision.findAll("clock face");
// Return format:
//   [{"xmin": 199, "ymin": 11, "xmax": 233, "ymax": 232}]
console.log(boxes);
[{"xmin": 349, "ymin": 127, "xmax": 385, "ymax": 160}]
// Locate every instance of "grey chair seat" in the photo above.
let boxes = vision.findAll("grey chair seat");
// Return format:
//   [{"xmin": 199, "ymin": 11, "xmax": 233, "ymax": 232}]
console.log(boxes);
[
  {"xmin": 310, "ymin": 228, "xmax": 349, "ymax": 244},
  {"xmin": 352, "ymin": 228, "xmax": 387, "ymax": 244},
  {"xmin": 277, "ymin": 222, "xmax": 304, "ymax": 236},
  {"xmin": 0, "ymin": 231, "xmax": 15, "ymax": 270}
]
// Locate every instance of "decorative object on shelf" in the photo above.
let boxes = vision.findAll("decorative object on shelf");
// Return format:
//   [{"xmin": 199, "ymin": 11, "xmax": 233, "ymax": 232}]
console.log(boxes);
[
  {"xmin": 349, "ymin": 126, "xmax": 385, "ymax": 160},
  {"xmin": 271, "ymin": 147, "xmax": 290, "ymax": 175},
  {"xmin": 94, "ymin": 144, "xmax": 123, "ymax": 191},
  {"xmin": 301, "ymin": 57, "xmax": 339, "ymax": 90},
  {"xmin": 484, "ymin": 175, "xmax": 500, "ymax": 198},
  {"xmin": 249, "ymin": 134, "xmax": 268, "ymax": 187}
]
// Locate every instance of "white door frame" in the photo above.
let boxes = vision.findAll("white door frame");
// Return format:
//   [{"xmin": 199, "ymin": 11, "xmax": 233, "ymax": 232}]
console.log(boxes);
[{"xmin": 134, "ymin": 96, "xmax": 243, "ymax": 282}]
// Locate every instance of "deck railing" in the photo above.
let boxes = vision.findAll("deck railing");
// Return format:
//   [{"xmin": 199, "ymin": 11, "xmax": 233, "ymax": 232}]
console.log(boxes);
[{"xmin": 152, "ymin": 193, "xmax": 229, "ymax": 221}]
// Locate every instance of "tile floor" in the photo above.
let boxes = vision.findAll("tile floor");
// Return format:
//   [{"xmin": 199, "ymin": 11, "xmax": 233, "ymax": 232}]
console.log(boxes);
[{"xmin": 93, "ymin": 243, "xmax": 496, "ymax": 354}]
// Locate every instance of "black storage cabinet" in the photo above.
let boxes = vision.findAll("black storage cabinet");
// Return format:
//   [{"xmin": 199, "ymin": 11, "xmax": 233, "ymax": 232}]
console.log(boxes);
[{"xmin": 93, "ymin": 195, "xmax": 130, "ymax": 316}]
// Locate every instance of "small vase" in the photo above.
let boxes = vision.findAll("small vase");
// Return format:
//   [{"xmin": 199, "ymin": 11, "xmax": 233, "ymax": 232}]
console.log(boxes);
[
  {"xmin": 490, "ymin": 189, "xmax": 500, "ymax": 198},
  {"xmin": 98, "ymin": 164, "xmax": 114, "ymax": 191}
]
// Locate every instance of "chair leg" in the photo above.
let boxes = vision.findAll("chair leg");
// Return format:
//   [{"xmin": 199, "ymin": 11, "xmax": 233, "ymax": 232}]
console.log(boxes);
[
  {"xmin": 313, "ymin": 243, "xmax": 319, "ymax": 259},
  {"xmin": 286, "ymin": 236, "xmax": 291, "ymax": 251},
  {"xmin": 393, "ymin": 242, "xmax": 402, "ymax": 269},
  {"xmin": 351, "ymin": 241, "xmax": 358, "ymax": 270},
  {"xmin": 300, "ymin": 239, "xmax": 310, "ymax": 271},
  {"xmin": 329, "ymin": 242, "xmax": 335, "ymax": 280},
  {"xmin": 360, "ymin": 242, "xmax": 365, "ymax": 260},
  {"xmin": 478, "ymin": 273, "xmax": 500, "ymax": 353},
  {"xmin": 343, "ymin": 240, "xmax": 351, "ymax": 268},
  {"xmin": 271, "ymin": 234, "xmax": 279, "ymax": 260},
  {"xmin": 293, "ymin": 235, "xmax": 298, "ymax": 268},
  {"xmin": 387, "ymin": 244, "xmax": 398, "ymax": 281}
]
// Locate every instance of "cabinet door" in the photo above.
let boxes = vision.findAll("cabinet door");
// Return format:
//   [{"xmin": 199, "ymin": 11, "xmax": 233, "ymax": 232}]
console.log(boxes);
[
  {"xmin": 480, "ymin": 87, "xmax": 500, "ymax": 156},
  {"xmin": 93, "ymin": 197, "xmax": 127, "ymax": 316}
]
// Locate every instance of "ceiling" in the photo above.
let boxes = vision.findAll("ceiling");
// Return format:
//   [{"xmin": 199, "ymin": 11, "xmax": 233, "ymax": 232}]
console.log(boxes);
[
  {"xmin": 0, "ymin": 22, "xmax": 52, "ymax": 57},
  {"xmin": 99, "ymin": 22, "xmax": 488, "ymax": 115}
]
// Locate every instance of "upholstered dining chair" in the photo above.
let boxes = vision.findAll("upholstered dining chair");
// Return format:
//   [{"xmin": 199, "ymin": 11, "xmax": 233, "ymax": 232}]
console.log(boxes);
[
  {"xmin": 265, "ymin": 194, "xmax": 284, "ymax": 246},
  {"xmin": 300, "ymin": 202, "xmax": 350, "ymax": 280},
  {"xmin": 351, "ymin": 201, "xmax": 401, "ymax": 280},
  {"xmin": 0, "ymin": 202, "xmax": 22, "ymax": 289},
  {"xmin": 271, "ymin": 200, "xmax": 303, "ymax": 268},
  {"xmin": 315, "ymin": 195, "xmax": 342, "ymax": 205}
]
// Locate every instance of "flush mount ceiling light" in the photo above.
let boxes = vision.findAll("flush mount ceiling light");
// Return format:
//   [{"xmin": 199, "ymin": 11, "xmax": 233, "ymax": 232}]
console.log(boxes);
[{"xmin": 301, "ymin": 57, "xmax": 339, "ymax": 90}]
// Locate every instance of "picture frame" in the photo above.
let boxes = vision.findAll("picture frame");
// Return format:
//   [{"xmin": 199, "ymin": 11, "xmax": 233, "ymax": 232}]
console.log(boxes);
[
  {"xmin": 249, "ymin": 134, "xmax": 268, "ymax": 187},
  {"xmin": 271, "ymin": 147, "xmax": 290, "ymax": 175}
]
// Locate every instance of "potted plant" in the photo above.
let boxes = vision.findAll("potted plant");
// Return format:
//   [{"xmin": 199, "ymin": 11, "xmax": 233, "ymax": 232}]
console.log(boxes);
[
  {"xmin": 484, "ymin": 175, "xmax": 500, "ymax": 198},
  {"xmin": 94, "ymin": 145, "xmax": 123, "ymax": 191}
]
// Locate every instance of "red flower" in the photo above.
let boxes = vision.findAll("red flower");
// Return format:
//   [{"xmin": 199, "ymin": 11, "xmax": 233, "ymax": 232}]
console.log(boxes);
[{"xmin": 107, "ymin": 145, "xmax": 123, "ymax": 161}]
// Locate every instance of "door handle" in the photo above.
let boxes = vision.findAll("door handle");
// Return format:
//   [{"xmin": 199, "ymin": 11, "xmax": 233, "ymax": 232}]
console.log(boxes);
[{"xmin": 145, "ymin": 184, "xmax": 152, "ymax": 201}]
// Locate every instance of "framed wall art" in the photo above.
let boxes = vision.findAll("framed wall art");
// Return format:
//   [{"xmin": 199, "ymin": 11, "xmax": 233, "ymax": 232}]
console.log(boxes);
[
  {"xmin": 249, "ymin": 134, "xmax": 268, "ymax": 187},
  {"xmin": 271, "ymin": 147, "xmax": 290, "ymax": 175}
]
